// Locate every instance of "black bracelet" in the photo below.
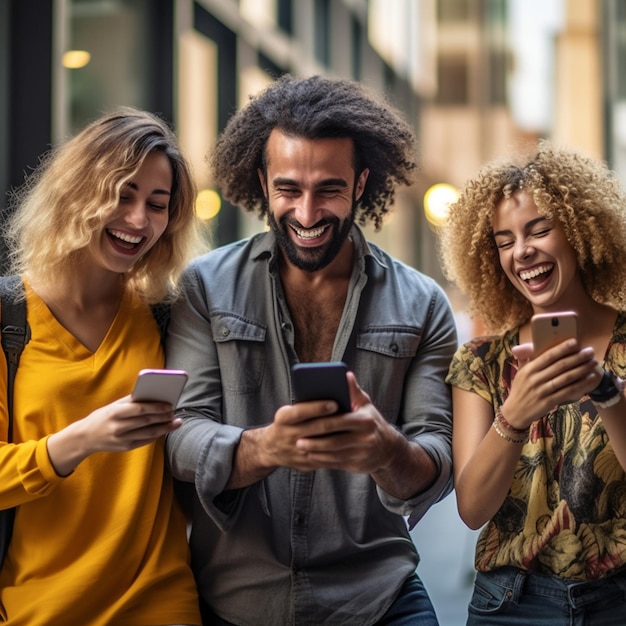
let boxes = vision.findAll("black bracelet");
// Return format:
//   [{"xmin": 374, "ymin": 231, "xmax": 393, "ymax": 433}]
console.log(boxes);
[{"xmin": 589, "ymin": 370, "xmax": 622, "ymax": 406}]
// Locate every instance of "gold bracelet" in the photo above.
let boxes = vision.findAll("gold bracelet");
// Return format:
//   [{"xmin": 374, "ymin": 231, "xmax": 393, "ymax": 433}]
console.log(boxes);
[
  {"xmin": 492, "ymin": 418, "xmax": 528, "ymax": 444},
  {"xmin": 495, "ymin": 407, "xmax": 528, "ymax": 435}
]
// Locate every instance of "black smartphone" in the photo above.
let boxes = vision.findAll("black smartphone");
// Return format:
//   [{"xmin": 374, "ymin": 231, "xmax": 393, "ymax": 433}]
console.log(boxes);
[
  {"xmin": 131, "ymin": 369, "xmax": 188, "ymax": 405},
  {"xmin": 291, "ymin": 361, "xmax": 351, "ymax": 414}
]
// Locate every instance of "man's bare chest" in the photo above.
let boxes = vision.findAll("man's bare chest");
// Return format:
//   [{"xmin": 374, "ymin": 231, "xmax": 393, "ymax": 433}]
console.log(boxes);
[{"xmin": 287, "ymin": 288, "xmax": 347, "ymax": 362}]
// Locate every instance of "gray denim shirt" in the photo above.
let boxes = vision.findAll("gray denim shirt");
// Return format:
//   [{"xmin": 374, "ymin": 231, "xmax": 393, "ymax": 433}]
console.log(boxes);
[{"xmin": 165, "ymin": 226, "xmax": 456, "ymax": 626}]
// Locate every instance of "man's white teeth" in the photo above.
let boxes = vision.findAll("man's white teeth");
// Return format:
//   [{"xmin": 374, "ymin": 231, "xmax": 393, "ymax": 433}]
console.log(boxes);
[
  {"xmin": 108, "ymin": 229, "xmax": 142, "ymax": 244},
  {"xmin": 293, "ymin": 225, "xmax": 327, "ymax": 240},
  {"xmin": 520, "ymin": 264, "xmax": 552, "ymax": 281}
]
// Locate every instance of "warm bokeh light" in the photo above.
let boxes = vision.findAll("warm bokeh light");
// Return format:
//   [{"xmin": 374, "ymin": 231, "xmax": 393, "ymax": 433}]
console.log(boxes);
[
  {"xmin": 62, "ymin": 50, "xmax": 91, "ymax": 69},
  {"xmin": 423, "ymin": 183, "xmax": 458, "ymax": 228},
  {"xmin": 195, "ymin": 189, "xmax": 221, "ymax": 220}
]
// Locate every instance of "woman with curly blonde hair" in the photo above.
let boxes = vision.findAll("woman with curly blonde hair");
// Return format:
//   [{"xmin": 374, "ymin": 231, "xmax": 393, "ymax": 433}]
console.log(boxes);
[
  {"xmin": 0, "ymin": 108, "xmax": 203, "ymax": 625},
  {"xmin": 440, "ymin": 140, "xmax": 626, "ymax": 625}
]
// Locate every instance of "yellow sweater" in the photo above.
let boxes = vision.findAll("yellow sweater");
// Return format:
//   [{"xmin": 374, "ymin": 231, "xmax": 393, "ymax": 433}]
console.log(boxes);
[{"xmin": 0, "ymin": 286, "xmax": 200, "ymax": 625}]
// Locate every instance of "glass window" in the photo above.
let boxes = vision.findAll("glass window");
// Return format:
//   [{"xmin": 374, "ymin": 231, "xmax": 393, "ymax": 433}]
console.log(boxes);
[
  {"xmin": 437, "ymin": 56, "xmax": 468, "ymax": 104},
  {"xmin": 351, "ymin": 16, "xmax": 362, "ymax": 80},
  {"xmin": 67, "ymin": 0, "xmax": 152, "ymax": 133},
  {"xmin": 314, "ymin": 0, "xmax": 330, "ymax": 66},
  {"xmin": 277, "ymin": 0, "xmax": 293, "ymax": 35},
  {"xmin": 488, "ymin": 49, "xmax": 508, "ymax": 105},
  {"xmin": 438, "ymin": 0, "xmax": 469, "ymax": 23}
]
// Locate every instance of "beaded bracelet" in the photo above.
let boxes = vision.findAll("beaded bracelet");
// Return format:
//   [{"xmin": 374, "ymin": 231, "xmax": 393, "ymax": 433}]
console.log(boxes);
[
  {"xmin": 492, "ymin": 417, "xmax": 528, "ymax": 444},
  {"xmin": 495, "ymin": 407, "xmax": 528, "ymax": 435}
]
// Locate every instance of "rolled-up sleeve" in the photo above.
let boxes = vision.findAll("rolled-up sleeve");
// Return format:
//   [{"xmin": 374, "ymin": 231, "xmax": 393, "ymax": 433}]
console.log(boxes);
[
  {"xmin": 377, "ymin": 284, "xmax": 457, "ymax": 528},
  {"xmin": 165, "ymin": 265, "xmax": 247, "ymax": 531}
]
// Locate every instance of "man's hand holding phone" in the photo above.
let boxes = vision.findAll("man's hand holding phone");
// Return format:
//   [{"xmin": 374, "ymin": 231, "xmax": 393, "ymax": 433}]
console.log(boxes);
[{"xmin": 250, "ymin": 362, "xmax": 401, "ymax": 475}]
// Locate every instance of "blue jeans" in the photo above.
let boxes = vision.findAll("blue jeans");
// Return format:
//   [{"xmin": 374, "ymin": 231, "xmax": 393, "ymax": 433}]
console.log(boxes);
[
  {"xmin": 376, "ymin": 572, "xmax": 439, "ymax": 625},
  {"xmin": 199, "ymin": 573, "xmax": 438, "ymax": 625},
  {"xmin": 467, "ymin": 566, "xmax": 626, "ymax": 626}
]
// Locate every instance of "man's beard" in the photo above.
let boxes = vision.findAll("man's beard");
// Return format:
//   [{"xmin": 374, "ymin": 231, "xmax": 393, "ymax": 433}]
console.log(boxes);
[{"xmin": 268, "ymin": 208, "xmax": 355, "ymax": 272}]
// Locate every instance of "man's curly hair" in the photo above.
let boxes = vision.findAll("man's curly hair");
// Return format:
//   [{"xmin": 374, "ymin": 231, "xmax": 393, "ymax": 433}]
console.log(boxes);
[
  {"xmin": 439, "ymin": 140, "xmax": 626, "ymax": 333},
  {"xmin": 210, "ymin": 74, "xmax": 418, "ymax": 230}
]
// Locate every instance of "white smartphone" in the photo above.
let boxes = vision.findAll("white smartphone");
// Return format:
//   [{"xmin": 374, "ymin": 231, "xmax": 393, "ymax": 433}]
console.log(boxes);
[
  {"xmin": 291, "ymin": 362, "xmax": 351, "ymax": 414},
  {"xmin": 531, "ymin": 312, "xmax": 579, "ymax": 356},
  {"xmin": 131, "ymin": 369, "xmax": 188, "ymax": 405}
]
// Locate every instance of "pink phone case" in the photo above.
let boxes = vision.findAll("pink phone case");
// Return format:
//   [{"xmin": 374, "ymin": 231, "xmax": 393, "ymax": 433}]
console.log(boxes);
[{"xmin": 131, "ymin": 369, "xmax": 188, "ymax": 404}]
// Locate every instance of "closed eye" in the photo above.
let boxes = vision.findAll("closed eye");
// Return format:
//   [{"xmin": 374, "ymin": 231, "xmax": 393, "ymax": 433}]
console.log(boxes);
[
  {"xmin": 276, "ymin": 187, "xmax": 300, "ymax": 197},
  {"xmin": 495, "ymin": 239, "xmax": 514, "ymax": 250},
  {"xmin": 148, "ymin": 201, "xmax": 168, "ymax": 211}
]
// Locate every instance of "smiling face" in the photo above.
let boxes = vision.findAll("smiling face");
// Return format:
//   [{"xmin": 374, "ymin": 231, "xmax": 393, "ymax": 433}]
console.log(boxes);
[
  {"xmin": 492, "ymin": 190, "xmax": 583, "ymax": 313},
  {"xmin": 88, "ymin": 150, "xmax": 172, "ymax": 276},
  {"xmin": 258, "ymin": 129, "xmax": 369, "ymax": 272}
]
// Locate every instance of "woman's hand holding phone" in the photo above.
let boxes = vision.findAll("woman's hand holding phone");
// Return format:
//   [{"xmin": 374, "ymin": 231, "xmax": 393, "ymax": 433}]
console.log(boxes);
[
  {"xmin": 46, "ymin": 369, "xmax": 188, "ymax": 476},
  {"xmin": 504, "ymin": 312, "xmax": 599, "ymax": 431}
]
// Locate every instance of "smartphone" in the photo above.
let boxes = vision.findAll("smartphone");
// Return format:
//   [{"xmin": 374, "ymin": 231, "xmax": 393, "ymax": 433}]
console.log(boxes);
[
  {"xmin": 131, "ymin": 369, "xmax": 188, "ymax": 405},
  {"xmin": 531, "ymin": 312, "xmax": 578, "ymax": 356},
  {"xmin": 291, "ymin": 362, "xmax": 351, "ymax": 414}
]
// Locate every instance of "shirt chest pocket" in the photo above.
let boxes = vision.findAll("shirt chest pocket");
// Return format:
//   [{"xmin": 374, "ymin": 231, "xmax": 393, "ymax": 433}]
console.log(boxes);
[
  {"xmin": 212, "ymin": 312, "xmax": 266, "ymax": 393},
  {"xmin": 355, "ymin": 326, "xmax": 422, "ymax": 417}
]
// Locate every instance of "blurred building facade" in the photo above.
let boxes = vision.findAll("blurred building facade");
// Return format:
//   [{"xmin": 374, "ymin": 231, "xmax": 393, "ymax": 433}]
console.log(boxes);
[
  {"xmin": 0, "ymin": 0, "xmax": 620, "ymax": 275},
  {"xmin": 0, "ymin": 0, "xmax": 426, "ymax": 271}
]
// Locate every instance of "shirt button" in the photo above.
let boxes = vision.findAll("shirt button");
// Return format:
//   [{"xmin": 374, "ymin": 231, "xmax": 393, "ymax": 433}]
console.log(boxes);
[
  {"xmin": 390, "ymin": 343, "xmax": 399, "ymax": 353},
  {"xmin": 221, "ymin": 327, "xmax": 230, "ymax": 337}
]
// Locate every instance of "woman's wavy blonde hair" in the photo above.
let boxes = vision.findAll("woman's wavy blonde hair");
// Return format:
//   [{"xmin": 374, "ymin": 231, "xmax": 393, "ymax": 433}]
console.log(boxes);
[
  {"xmin": 5, "ymin": 107, "xmax": 203, "ymax": 303},
  {"xmin": 439, "ymin": 140, "xmax": 626, "ymax": 333}
]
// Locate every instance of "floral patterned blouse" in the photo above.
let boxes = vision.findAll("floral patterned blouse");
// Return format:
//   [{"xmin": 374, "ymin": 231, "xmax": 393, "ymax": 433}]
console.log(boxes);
[{"xmin": 446, "ymin": 312, "xmax": 626, "ymax": 580}]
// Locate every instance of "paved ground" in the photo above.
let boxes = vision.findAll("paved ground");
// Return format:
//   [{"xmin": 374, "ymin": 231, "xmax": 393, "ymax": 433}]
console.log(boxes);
[{"xmin": 409, "ymin": 493, "xmax": 480, "ymax": 626}]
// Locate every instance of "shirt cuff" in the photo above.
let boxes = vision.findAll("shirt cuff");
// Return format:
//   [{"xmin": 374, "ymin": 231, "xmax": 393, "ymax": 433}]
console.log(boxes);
[{"xmin": 377, "ymin": 433, "xmax": 453, "ymax": 530}]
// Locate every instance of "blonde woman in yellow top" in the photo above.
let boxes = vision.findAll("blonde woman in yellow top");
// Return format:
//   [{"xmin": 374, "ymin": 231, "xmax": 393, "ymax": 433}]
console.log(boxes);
[{"xmin": 0, "ymin": 108, "xmax": 203, "ymax": 625}]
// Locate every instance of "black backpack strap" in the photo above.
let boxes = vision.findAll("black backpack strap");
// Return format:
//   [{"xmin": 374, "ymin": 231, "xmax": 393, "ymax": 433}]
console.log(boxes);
[
  {"xmin": 0, "ymin": 275, "xmax": 28, "ymax": 570},
  {"xmin": 150, "ymin": 300, "xmax": 171, "ymax": 344},
  {"xmin": 0, "ymin": 276, "xmax": 29, "ymax": 439}
]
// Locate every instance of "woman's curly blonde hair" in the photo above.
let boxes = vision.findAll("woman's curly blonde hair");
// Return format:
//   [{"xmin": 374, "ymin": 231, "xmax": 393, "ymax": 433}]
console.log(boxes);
[{"xmin": 439, "ymin": 140, "xmax": 626, "ymax": 333}]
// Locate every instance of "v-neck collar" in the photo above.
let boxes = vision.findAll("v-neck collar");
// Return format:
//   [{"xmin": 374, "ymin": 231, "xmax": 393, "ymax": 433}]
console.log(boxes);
[{"xmin": 25, "ymin": 280, "xmax": 130, "ymax": 363}]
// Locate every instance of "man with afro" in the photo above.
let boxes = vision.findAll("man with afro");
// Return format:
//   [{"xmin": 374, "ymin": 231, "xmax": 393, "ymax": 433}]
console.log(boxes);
[{"xmin": 166, "ymin": 74, "xmax": 456, "ymax": 625}]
